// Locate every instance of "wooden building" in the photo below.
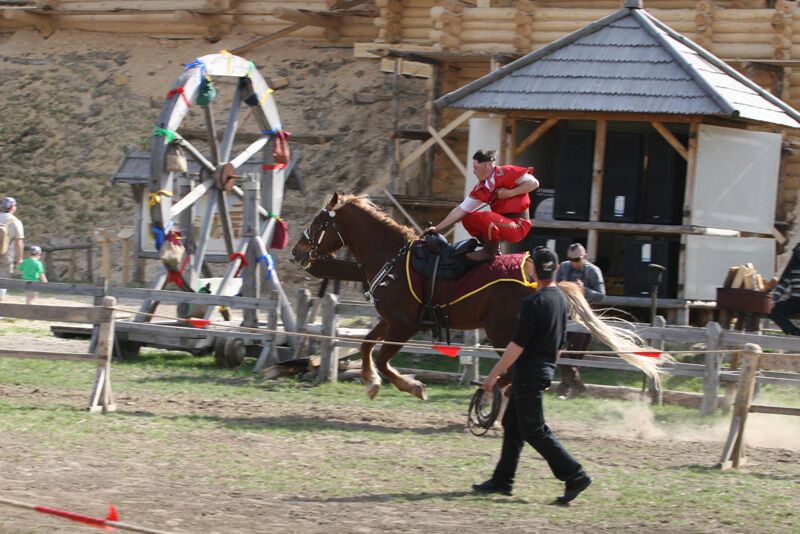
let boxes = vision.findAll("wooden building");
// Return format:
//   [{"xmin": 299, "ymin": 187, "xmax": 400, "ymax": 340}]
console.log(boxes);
[{"xmin": 432, "ymin": 0, "xmax": 800, "ymax": 309}]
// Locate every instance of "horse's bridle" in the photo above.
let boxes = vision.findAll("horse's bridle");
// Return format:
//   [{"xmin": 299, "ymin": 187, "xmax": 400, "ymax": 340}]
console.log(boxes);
[{"xmin": 302, "ymin": 209, "xmax": 346, "ymax": 267}]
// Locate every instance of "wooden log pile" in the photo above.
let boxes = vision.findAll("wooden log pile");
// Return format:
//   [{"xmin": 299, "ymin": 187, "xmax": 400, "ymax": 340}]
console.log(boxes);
[{"xmin": 722, "ymin": 263, "xmax": 777, "ymax": 292}]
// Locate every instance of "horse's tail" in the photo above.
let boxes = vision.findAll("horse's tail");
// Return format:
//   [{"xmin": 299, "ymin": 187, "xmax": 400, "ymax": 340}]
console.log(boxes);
[{"xmin": 558, "ymin": 281, "xmax": 672, "ymax": 390}]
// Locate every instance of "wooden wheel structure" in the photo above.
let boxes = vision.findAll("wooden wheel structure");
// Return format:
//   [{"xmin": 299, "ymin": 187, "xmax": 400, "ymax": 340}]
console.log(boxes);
[{"xmin": 135, "ymin": 52, "xmax": 296, "ymax": 358}]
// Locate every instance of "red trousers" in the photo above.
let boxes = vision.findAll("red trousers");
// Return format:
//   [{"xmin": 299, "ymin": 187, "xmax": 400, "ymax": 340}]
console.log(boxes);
[{"xmin": 462, "ymin": 211, "xmax": 531, "ymax": 243}]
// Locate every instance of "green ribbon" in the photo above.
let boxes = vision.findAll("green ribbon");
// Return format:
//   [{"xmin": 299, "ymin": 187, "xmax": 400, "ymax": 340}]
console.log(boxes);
[
  {"xmin": 153, "ymin": 126, "xmax": 177, "ymax": 142},
  {"xmin": 246, "ymin": 61, "xmax": 255, "ymax": 76}
]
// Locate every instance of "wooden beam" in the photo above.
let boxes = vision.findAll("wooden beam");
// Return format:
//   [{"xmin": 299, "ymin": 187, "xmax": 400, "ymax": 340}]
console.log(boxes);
[
  {"xmin": 2, "ymin": 9, "xmax": 53, "ymax": 37},
  {"xmin": 650, "ymin": 121, "xmax": 688, "ymax": 161},
  {"xmin": 586, "ymin": 119, "xmax": 607, "ymax": 260},
  {"xmin": 0, "ymin": 303, "xmax": 107, "ymax": 324},
  {"xmin": 682, "ymin": 121, "xmax": 700, "ymax": 225},
  {"xmin": 325, "ymin": 0, "xmax": 371, "ymax": 10},
  {"xmin": 514, "ymin": 117, "xmax": 558, "ymax": 156},
  {"xmin": 230, "ymin": 23, "xmax": 305, "ymax": 56},
  {"xmin": 399, "ymin": 110, "xmax": 475, "ymax": 172},
  {"xmin": 272, "ymin": 7, "xmax": 340, "ymax": 29},
  {"xmin": 383, "ymin": 189, "xmax": 422, "ymax": 233},
  {"xmin": 427, "ymin": 124, "xmax": 468, "ymax": 179}
]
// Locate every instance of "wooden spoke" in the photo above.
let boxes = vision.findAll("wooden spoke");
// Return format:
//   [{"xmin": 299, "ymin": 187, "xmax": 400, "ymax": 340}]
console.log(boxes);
[
  {"xmin": 170, "ymin": 178, "xmax": 215, "ymax": 219},
  {"xmin": 177, "ymin": 138, "xmax": 217, "ymax": 173},
  {"xmin": 202, "ymin": 105, "xmax": 221, "ymax": 165},
  {"xmin": 193, "ymin": 187, "xmax": 220, "ymax": 272},
  {"xmin": 216, "ymin": 190, "xmax": 236, "ymax": 256},
  {"xmin": 230, "ymin": 138, "xmax": 269, "ymax": 169},
  {"xmin": 219, "ymin": 79, "xmax": 244, "ymax": 162},
  {"xmin": 231, "ymin": 185, "xmax": 272, "ymax": 219}
]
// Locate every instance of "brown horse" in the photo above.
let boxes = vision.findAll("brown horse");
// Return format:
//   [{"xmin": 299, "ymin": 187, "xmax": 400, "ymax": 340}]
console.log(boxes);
[{"xmin": 291, "ymin": 192, "xmax": 665, "ymax": 400}]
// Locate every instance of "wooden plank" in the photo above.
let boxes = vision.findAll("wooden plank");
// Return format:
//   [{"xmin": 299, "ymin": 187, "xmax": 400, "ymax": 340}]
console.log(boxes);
[
  {"xmin": 230, "ymin": 23, "xmax": 305, "ymax": 56},
  {"xmin": 0, "ymin": 303, "xmax": 106, "ymax": 324},
  {"xmin": 273, "ymin": 7, "xmax": 340, "ymax": 29},
  {"xmin": 682, "ymin": 121, "xmax": 700, "ymax": 225},
  {"xmin": 398, "ymin": 110, "xmax": 475, "ymax": 172},
  {"xmin": 514, "ymin": 117, "xmax": 558, "ymax": 156},
  {"xmin": 701, "ymin": 321, "xmax": 724, "ymax": 415},
  {"xmin": 426, "ymin": 124, "xmax": 468, "ymax": 179},
  {"xmin": 109, "ymin": 287, "xmax": 278, "ymax": 311},
  {"xmin": 730, "ymin": 345, "xmax": 761, "ymax": 468},
  {"xmin": 650, "ymin": 121, "xmax": 689, "ymax": 161},
  {"xmin": 749, "ymin": 405, "xmax": 800, "ymax": 416},
  {"xmin": 0, "ymin": 350, "xmax": 97, "ymax": 362},
  {"xmin": 758, "ymin": 353, "xmax": 800, "ymax": 371},
  {"xmin": 116, "ymin": 321, "xmax": 274, "ymax": 341}
]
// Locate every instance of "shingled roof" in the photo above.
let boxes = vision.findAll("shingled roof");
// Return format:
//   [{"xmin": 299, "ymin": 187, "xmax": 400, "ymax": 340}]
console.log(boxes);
[{"xmin": 435, "ymin": 1, "xmax": 800, "ymax": 128}]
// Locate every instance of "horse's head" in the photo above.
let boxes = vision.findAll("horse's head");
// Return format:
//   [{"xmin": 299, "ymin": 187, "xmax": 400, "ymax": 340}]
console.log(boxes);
[{"xmin": 291, "ymin": 192, "xmax": 347, "ymax": 270}]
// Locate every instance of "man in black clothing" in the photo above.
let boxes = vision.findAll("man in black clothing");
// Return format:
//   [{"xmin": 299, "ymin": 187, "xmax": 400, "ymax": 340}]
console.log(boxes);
[{"xmin": 473, "ymin": 246, "xmax": 592, "ymax": 504}]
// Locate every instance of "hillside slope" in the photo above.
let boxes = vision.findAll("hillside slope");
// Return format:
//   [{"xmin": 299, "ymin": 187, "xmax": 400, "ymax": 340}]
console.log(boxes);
[{"xmin": 0, "ymin": 29, "xmax": 425, "ymax": 289}]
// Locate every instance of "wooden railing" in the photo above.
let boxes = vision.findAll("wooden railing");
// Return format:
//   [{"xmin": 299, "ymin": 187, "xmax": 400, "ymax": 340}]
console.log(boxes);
[{"xmin": 0, "ymin": 296, "xmax": 117, "ymax": 414}]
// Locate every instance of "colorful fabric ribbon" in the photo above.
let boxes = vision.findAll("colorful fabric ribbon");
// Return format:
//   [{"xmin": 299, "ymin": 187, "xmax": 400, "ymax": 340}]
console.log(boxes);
[
  {"xmin": 153, "ymin": 126, "xmax": 177, "ymax": 143},
  {"xmin": 166, "ymin": 86, "xmax": 190, "ymax": 107},
  {"xmin": 184, "ymin": 58, "xmax": 206, "ymax": 77},
  {"xmin": 262, "ymin": 163, "xmax": 286, "ymax": 171},
  {"xmin": 166, "ymin": 255, "xmax": 190, "ymax": 289},
  {"xmin": 151, "ymin": 225, "xmax": 166, "ymax": 250},
  {"xmin": 148, "ymin": 189, "xmax": 173, "ymax": 208},
  {"xmin": 229, "ymin": 252, "xmax": 248, "ymax": 278},
  {"xmin": 257, "ymin": 253, "xmax": 274, "ymax": 281}
]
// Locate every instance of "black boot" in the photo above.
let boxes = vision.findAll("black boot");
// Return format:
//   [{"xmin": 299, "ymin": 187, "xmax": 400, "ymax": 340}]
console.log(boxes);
[
  {"xmin": 555, "ymin": 474, "xmax": 592, "ymax": 505},
  {"xmin": 472, "ymin": 478, "xmax": 513, "ymax": 496}
]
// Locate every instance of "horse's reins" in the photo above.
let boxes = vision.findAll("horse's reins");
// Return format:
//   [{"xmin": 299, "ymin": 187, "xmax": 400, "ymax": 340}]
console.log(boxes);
[{"xmin": 302, "ymin": 209, "xmax": 346, "ymax": 264}]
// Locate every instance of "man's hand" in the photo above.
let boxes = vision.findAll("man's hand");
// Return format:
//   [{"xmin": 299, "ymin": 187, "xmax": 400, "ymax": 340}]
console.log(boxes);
[
  {"xmin": 422, "ymin": 226, "xmax": 437, "ymax": 236},
  {"xmin": 575, "ymin": 279, "xmax": 585, "ymax": 293},
  {"xmin": 767, "ymin": 299, "xmax": 776, "ymax": 313},
  {"xmin": 494, "ymin": 188, "xmax": 511, "ymax": 200},
  {"xmin": 482, "ymin": 374, "xmax": 497, "ymax": 392}
]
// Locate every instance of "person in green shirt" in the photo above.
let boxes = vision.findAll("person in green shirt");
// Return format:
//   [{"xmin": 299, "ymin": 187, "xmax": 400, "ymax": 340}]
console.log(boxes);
[{"xmin": 18, "ymin": 245, "xmax": 47, "ymax": 304}]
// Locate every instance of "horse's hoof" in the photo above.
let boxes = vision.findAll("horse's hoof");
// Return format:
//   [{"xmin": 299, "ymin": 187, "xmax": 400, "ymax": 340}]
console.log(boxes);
[
  {"xmin": 410, "ymin": 382, "xmax": 428, "ymax": 401},
  {"xmin": 366, "ymin": 384, "xmax": 380, "ymax": 400}
]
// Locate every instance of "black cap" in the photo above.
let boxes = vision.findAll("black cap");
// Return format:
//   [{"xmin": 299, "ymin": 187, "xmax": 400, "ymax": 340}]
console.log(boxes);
[{"xmin": 532, "ymin": 246, "xmax": 558, "ymax": 279}]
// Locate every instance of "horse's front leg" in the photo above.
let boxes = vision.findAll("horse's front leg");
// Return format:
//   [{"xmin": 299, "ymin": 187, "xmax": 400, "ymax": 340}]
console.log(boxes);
[
  {"xmin": 361, "ymin": 319, "xmax": 388, "ymax": 399},
  {"xmin": 374, "ymin": 324, "xmax": 428, "ymax": 400}
]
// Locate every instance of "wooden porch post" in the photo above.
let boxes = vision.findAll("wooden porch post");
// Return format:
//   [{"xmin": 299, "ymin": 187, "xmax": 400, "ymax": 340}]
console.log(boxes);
[{"xmin": 587, "ymin": 119, "xmax": 607, "ymax": 259}]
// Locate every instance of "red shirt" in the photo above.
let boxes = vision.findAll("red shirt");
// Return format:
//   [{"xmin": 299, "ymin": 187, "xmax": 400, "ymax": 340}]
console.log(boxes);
[{"xmin": 468, "ymin": 165, "xmax": 533, "ymax": 215}]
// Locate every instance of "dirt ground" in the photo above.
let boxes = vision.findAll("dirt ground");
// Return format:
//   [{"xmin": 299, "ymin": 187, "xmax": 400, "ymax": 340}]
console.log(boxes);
[{"xmin": 1, "ymin": 292, "xmax": 799, "ymax": 534}]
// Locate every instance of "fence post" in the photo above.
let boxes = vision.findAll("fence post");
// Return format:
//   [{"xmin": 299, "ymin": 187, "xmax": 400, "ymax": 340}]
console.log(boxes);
[
  {"xmin": 719, "ymin": 343, "xmax": 761, "ymax": 469},
  {"xmin": 647, "ymin": 315, "xmax": 666, "ymax": 406},
  {"xmin": 88, "ymin": 276, "xmax": 106, "ymax": 354},
  {"xmin": 317, "ymin": 293, "xmax": 339, "ymax": 384},
  {"xmin": 88, "ymin": 296, "xmax": 117, "ymax": 414},
  {"xmin": 701, "ymin": 321, "xmax": 723, "ymax": 416},
  {"xmin": 459, "ymin": 329, "xmax": 481, "ymax": 385},
  {"xmin": 292, "ymin": 289, "xmax": 312, "ymax": 360}
]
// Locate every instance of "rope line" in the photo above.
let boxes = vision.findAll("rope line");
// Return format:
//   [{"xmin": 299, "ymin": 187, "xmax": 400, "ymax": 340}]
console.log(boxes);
[{"xmin": 107, "ymin": 306, "xmax": 756, "ymax": 357}]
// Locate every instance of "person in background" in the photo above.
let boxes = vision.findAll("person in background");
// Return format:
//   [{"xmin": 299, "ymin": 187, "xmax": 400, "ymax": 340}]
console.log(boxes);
[
  {"xmin": 769, "ymin": 242, "xmax": 800, "ymax": 336},
  {"xmin": 0, "ymin": 196, "xmax": 24, "ymax": 302},
  {"xmin": 473, "ymin": 246, "xmax": 592, "ymax": 504},
  {"xmin": 554, "ymin": 243, "xmax": 606, "ymax": 398},
  {"xmin": 424, "ymin": 149, "xmax": 538, "ymax": 261},
  {"xmin": 19, "ymin": 245, "xmax": 47, "ymax": 305}
]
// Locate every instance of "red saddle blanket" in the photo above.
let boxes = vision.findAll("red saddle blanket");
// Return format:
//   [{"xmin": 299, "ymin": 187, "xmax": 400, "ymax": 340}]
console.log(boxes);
[{"xmin": 405, "ymin": 250, "xmax": 535, "ymax": 307}]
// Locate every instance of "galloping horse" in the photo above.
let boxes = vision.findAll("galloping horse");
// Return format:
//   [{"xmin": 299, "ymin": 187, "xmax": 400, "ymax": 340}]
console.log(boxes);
[{"xmin": 291, "ymin": 192, "xmax": 664, "ymax": 400}]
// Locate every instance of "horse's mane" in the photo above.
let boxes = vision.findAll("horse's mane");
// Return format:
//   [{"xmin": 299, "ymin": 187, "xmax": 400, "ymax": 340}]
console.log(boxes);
[{"xmin": 336, "ymin": 194, "xmax": 417, "ymax": 241}]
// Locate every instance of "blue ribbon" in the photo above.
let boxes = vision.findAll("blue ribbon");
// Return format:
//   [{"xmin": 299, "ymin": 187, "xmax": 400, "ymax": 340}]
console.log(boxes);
[
  {"xmin": 261, "ymin": 127, "xmax": 283, "ymax": 136},
  {"xmin": 257, "ymin": 253, "xmax": 274, "ymax": 281},
  {"xmin": 152, "ymin": 225, "xmax": 166, "ymax": 250},
  {"xmin": 183, "ymin": 59, "xmax": 207, "ymax": 78}
]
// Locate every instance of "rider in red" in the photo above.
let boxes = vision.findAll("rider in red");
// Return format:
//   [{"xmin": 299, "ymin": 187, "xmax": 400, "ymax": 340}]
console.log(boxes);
[{"xmin": 425, "ymin": 149, "xmax": 539, "ymax": 260}]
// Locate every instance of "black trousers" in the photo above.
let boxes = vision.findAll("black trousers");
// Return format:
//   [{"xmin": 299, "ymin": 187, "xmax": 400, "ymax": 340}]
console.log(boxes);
[
  {"xmin": 492, "ymin": 379, "xmax": 584, "ymax": 487},
  {"xmin": 770, "ymin": 298, "xmax": 800, "ymax": 336}
]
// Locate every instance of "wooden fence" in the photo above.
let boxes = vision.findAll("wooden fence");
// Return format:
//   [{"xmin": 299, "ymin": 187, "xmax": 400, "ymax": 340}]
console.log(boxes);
[
  {"xmin": 302, "ymin": 292, "xmax": 800, "ymax": 414},
  {"xmin": 0, "ymin": 296, "xmax": 117, "ymax": 414},
  {"xmin": 719, "ymin": 343, "xmax": 800, "ymax": 469}
]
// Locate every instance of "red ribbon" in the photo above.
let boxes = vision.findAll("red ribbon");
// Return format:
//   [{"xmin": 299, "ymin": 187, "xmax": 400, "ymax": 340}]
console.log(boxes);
[
  {"xmin": 34, "ymin": 504, "xmax": 118, "ymax": 530},
  {"xmin": 187, "ymin": 318, "xmax": 211, "ymax": 329},
  {"xmin": 433, "ymin": 345, "xmax": 460, "ymax": 358},
  {"xmin": 262, "ymin": 163, "xmax": 287, "ymax": 170},
  {"xmin": 229, "ymin": 252, "xmax": 248, "ymax": 277},
  {"xmin": 166, "ymin": 255, "xmax": 190, "ymax": 289},
  {"xmin": 166, "ymin": 86, "xmax": 190, "ymax": 107},
  {"xmin": 634, "ymin": 351, "xmax": 662, "ymax": 358}
]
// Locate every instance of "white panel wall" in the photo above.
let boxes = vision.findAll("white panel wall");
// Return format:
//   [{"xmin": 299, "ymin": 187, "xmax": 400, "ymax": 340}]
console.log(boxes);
[
  {"xmin": 455, "ymin": 117, "xmax": 504, "ymax": 242},
  {"xmin": 691, "ymin": 124, "xmax": 781, "ymax": 234},
  {"xmin": 684, "ymin": 235, "xmax": 774, "ymax": 300}
]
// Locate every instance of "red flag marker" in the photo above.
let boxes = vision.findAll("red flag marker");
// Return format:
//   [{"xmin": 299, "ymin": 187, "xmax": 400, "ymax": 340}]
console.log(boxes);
[
  {"xmin": 433, "ymin": 345, "xmax": 460, "ymax": 358},
  {"xmin": 187, "ymin": 318, "xmax": 211, "ymax": 329},
  {"xmin": 33, "ymin": 503, "xmax": 117, "ymax": 530},
  {"xmin": 634, "ymin": 351, "xmax": 662, "ymax": 358}
]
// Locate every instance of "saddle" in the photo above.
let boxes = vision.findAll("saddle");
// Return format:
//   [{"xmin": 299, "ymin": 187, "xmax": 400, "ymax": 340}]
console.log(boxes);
[{"xmin": 410, "ymin": 234, "xmax": 484, "ymax": 343}]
